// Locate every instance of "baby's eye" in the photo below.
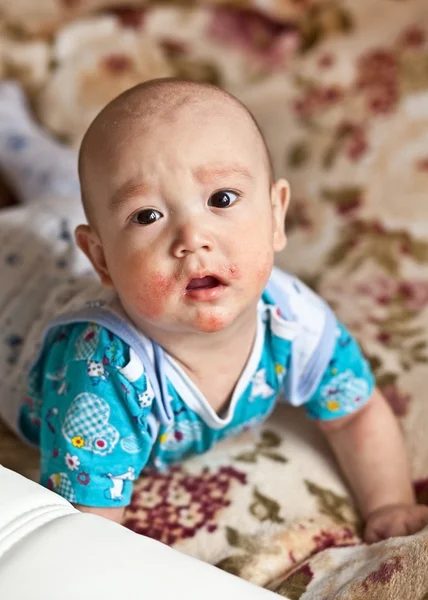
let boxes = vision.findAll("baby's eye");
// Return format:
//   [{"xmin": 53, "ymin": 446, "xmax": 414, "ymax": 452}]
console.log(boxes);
[
  {"xmin": 131, "ymin": 209, "xmax": 162, "ymax": 225},
  {"xmin": 208, "ymin": 190, "xmax": 239, "ymax": 209}
]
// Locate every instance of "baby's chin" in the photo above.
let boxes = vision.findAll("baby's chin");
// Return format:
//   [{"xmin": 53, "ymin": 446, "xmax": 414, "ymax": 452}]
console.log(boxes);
[
  {"xmin": 187, "ymin": 297, "xmax": 260, "ymax": 335},
  {"xmin": 122, "ymin": 305, "xmax": 229, "ymax": 336},
  {"xmin": 124, "ymin": 287, "xmax": 258, "ymax": 336},
  {"xmin": 155, "ymin": 307, "xmax": 244, "ymax": 336},
  {"xmin": 191, "ymin": 310, "xmax": 232, "ymax": 333}
]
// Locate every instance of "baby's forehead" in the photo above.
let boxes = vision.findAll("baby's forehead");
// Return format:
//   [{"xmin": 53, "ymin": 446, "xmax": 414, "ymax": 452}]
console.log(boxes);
[
  {"xmin": 79, "ymin": 83, "xmax": 271, "ymax": 217},
  {"xmin": 88, "ymin": 100, "xmax": 260, "ymax": 173},
  {"xmin": 96, "ymin": 86, "xmax": 254, "ymax": 138},
  {"xmin": 112, "ymin": 94, "xmax": 255, "ymax": 144}
]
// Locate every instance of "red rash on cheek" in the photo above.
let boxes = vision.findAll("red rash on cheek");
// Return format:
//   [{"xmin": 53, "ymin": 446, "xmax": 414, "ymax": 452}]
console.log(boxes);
[
  {"xmin": 216, "ymin": 262, "xmax": 241, "ymax": 280},
  {"xmin": 233, "ymin": 250, "xmax": 272, "ymax": 293},
  {"xmin": 134, "ymin": 272, "xmax": 176, "ymax": 320},
  {"xmin": 228, "ymin": 264, "xmax": 241, "ymax": 279}
]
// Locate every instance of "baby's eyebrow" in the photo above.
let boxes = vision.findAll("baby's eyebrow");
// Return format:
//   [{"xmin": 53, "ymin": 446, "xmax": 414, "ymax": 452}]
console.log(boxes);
[
  {"xmin": 109, "ymin": 181, "xmax": 153, "ymax": 211},
  {"xmin": 109, "ymin": 164, "xmax": 253, "ymax": 210},
  {"xmin": 194, "ymin": 164, "xmax": 253, "ymax": 184}
]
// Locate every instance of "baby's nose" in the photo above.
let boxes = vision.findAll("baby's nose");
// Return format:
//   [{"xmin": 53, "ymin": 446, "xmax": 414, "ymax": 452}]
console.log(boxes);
[{"xmin": 171, "ymin": 218, "xmax": 213, "ymax": 257}]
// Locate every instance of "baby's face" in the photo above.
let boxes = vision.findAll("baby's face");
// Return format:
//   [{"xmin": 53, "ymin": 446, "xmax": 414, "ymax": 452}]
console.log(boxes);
[{"xmin": 80, "ymin": 99, "xmax": 288, "ymax": 335}]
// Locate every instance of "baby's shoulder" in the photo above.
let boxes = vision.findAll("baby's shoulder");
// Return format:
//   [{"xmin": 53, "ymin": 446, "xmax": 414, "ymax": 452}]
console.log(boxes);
[
  {"xmin": 44, "ymin": 321, "xmax": 131, "ymax": 370},
  {"xmin": 263, "ymin": 267, "xmax": 330, "ymax": 323}
]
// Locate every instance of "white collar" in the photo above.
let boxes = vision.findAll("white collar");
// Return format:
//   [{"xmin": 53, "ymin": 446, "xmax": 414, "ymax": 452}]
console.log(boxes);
[{"xmin": 162, "ymin": 305, "xmax": 266, "ymax": 429}]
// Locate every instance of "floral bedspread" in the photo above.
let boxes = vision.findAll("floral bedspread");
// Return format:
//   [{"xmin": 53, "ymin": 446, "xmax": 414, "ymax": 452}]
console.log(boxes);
[{"xmin": 1, "ymin": 0, "xmax": 428, "ymax": 598}]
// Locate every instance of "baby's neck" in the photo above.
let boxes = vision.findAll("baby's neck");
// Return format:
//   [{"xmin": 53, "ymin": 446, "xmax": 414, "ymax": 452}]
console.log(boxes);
[
  {"xmin": 159, "ymin": 303, "xmax": 257, "ymax": 366},
  {"xmin": 142, "ymin": 303, "xmax": 259, "ymax": 414}
]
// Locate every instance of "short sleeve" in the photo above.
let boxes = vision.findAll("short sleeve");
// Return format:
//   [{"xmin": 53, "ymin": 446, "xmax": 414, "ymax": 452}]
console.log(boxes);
[
  {"xmin": 303, "ymin": 321, "xmax": 375, "ymax": 421},
  {"xmin": 38, "ymin": 323, "xmax": 155, "ymax": 507}
]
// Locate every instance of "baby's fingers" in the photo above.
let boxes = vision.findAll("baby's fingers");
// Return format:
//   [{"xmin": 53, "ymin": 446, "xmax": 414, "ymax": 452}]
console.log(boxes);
[
  {"xmin": 364, "ymin": 524, "xmax": 385, "ymax": 544},
  {"xmin": 364, "ymin": 506, "xmax": 428, "ymax": 543},
  {"xmin": 404, "ymin": 509, "xmax": 428, "ymax": 536},
  {"xmin": 364, "ymin": 519, "xmax": 405, "ymax": 544}
]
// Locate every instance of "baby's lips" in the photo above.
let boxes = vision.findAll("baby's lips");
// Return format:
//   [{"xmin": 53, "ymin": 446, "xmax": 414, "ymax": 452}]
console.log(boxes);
[{"xmin": 186, "ymin": 276, "xmax": 221, "ymax": 290}]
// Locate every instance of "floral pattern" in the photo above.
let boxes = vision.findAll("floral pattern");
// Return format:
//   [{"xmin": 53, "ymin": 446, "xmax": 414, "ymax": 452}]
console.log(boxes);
[
  {"xmin": 64, "ymin": 452, "xmax": 80, "ymax": 471},
  {"xmin": 124, "ymin": 465, "xmax": 247, "ymax": 546},
  {"xmin": 1, "ymin": 0, "xmax": 428, "ymax": 598}
]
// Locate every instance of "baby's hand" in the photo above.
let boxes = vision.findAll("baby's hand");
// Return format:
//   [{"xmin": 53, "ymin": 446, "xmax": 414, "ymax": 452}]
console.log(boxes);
[{"xmin": 364, "ymin": 504, "xmax": 428, "ymax": 543}]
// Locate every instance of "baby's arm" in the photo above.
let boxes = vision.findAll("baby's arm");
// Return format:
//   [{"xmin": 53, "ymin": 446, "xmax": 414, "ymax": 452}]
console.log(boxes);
[
  {"xmin": 33, "ymin": 323, "xmax": 154, "ymax": 525},
  {"xmin": 317, "ymin": 388, "xmax": 428, "ymax": 542}
]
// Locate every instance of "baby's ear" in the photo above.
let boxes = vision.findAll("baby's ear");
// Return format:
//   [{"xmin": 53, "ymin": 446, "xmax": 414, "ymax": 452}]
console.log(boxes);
[
  {"xmin": 271, "ymin": 178, "xmax": 289, "ymax": 252},
  {"xmin": 74, "ymin": 224, "xmax": 114, "ymax": 288}
]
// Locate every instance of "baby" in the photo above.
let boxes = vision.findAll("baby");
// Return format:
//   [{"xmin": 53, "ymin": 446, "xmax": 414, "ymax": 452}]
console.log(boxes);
[{"xmin": 0, "ymin": 78, "xmax": 427, "ymax": 543}]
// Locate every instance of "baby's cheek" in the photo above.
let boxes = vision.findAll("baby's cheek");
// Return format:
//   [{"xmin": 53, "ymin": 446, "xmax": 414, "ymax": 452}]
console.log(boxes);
[
  {"xmin": 241, "ymin": 244, "xmax": 274, "ymax": 292},
  {"xmin": 130, "ymin": 271, "xmax": 176, "ymax": 320},
  {"xmin": 254, "ymin": 257, "xmax": 274, "ymax": 287},
  {"xmin": 216, "ymin": 262, "xmax": 241, "ymax": 281}
]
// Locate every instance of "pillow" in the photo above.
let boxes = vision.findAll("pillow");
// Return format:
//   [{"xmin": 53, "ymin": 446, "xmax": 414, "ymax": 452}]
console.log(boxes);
[
  {"xmin": 0, "ymin": 0, "xmax": 323, "ymax": 35},
  {"xmin": 36, "ymin": 15, "xmax": 173, "ymax": 146}
]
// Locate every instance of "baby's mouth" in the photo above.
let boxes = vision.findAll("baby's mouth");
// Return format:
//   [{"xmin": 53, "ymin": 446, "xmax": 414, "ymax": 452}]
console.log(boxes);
[{"xmin": 186, "ymin": 276, "xmax": 221, "ymax": 291}]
